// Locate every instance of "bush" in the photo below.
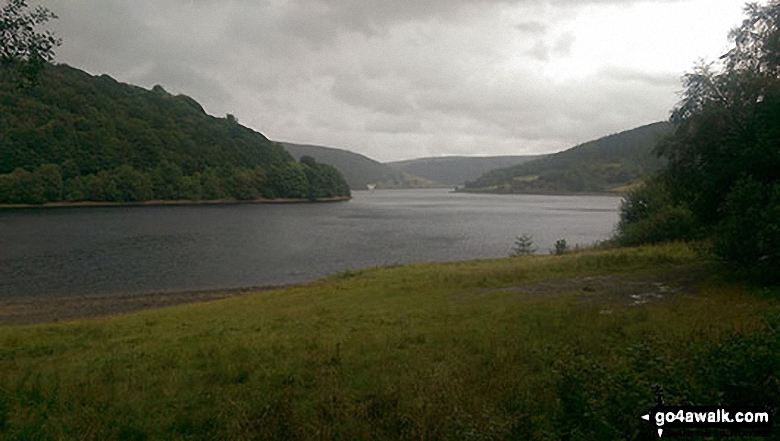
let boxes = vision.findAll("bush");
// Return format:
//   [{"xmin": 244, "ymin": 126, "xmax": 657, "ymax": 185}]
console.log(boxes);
[
  {"xmin": 615, "ymin": 176, "xmax": 696, "ymax": 246},
  {"xmin": 550, "ymin": 239, "xmax": 568, "ymax": 255}
]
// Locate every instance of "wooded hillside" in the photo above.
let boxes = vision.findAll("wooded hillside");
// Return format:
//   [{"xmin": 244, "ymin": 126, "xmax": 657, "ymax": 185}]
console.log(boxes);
[{"xmin": 0, "ymin": 64, "xmax": 350, "ymax": 204}]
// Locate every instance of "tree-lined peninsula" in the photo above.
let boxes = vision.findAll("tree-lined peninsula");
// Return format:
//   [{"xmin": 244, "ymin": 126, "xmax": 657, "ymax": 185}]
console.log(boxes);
[{"xmin": 0, "ymin": 64, "xmax": 350, "ymax": 205}]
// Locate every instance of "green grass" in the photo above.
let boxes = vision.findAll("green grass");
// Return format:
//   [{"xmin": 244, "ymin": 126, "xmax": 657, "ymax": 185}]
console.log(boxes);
[{"xmin": 0, "ymin": 243, "xmax": 777, "ymax": 440}]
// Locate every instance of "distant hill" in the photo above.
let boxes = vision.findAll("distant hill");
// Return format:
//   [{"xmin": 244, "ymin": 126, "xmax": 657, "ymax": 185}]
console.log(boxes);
[
  {"xmin": 281, "ymin": 142, "xmax": 439, "ymax": 190},
  {"xmin": 388, "ymin": 155, "xmax": 543, "ymax": 186},
  {"xmin": 463, "ymin": 122, "xmax": 672, "ymax": 194},
  {"xmin": 0, "ymin": 63, "xmax": 350, "ymax": 204}
]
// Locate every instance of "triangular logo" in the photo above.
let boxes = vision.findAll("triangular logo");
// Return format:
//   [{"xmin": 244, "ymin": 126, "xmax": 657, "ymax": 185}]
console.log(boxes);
[{"xmin": 658, "ymin": 428, "xmax": 663, "ymax": 437}]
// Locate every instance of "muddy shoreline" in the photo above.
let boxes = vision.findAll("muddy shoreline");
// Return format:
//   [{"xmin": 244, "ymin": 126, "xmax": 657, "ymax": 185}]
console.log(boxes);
[{"xmin": 0, "ymin": 285, "xmax": 288, "ymax": 326}]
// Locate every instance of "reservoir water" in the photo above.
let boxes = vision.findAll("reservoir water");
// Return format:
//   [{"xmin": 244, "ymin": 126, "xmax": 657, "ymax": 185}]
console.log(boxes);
[{"xmin": 0, "ymin": 189, "xmax": 622, "ymax": 300}]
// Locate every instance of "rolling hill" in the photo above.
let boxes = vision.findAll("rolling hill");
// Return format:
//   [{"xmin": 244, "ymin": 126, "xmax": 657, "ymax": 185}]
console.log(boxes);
[
  {"xmin": 281, "ymin": 142, "xmax": 440, "ymax": 190},
  {"xmin": 388, "ymin": 155, "xmax": 543, "ymax": 186},
  {"xmin": 463, "ymin": 122, "xmax": 672, "ymax": 194}
]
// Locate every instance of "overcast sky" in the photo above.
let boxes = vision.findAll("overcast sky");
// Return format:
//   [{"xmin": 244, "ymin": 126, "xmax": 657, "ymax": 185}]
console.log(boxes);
[{"xmin": 47, "ymin": 0, "xmax": 747, "ymax": 162}]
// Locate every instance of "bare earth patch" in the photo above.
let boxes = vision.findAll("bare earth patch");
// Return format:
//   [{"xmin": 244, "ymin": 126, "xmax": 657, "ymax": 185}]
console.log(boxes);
[{"xmin": 478, "ymin": 264, "xmax": 708, "ymax": 308}]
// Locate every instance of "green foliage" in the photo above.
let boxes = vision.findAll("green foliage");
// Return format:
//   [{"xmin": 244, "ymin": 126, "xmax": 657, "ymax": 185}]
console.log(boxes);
[
  {"xmin": 465, "ymin": 122, "xmax": 671, "ymax": 193},
  {"xmin": 267, "ymin": 161, "xmax": 309, "ymax": 199},
  {"xmin": 0, "ymin": 64, "xmax": 351, "ymax": 204},
  {"xmin": 300, "ymin": 157, "xmax": 351, "ymax": 200},
  {"xmin": 230, "ymin": 168, "xmax": 260, "ymax": 200},
  {"xmin": 0, "ymin": 168, "xmax": 42, "ymax": 203},
  {"xmin": 283, "ymin": 142, "xmax": 434, "ymax": 190},
  {"xmin": 714, "ymin": 178, "xmax": 780, "ymax": 282},
  {"xmin": 150, "ymin": 161, "xmax": 184, "ymax": 200},
  {"xmin": 646, "ymin": 2, "xmax": 780, "ymax": 280},
  {"xmin": 0, "ymin": 0, "xmax": 62, "ymax": 87},
  {"xmin": 199, "ymin": 168, "xmax": 225, "ymax": 200},
  {"xmin": 389, "ymin": 155, "xmax": 542, "ymax": 186},
  {"xmin": 615, "ymin": 175, "xmax": 696, "ymax": 246},
  {"xmin": 550, "ymin": 239, "xmax": 568, "ymax": 255},
  {"xmin": 34, "ymin": 163, "xmax": 61, "ymax": 202},
  {"xmin": 112, "ymin": 164, "xmax": 153, "ymax": 202},
  {"xmin": 552, "ymin": 316, "xmax": 778, "ymax": 439},
  {"xmin": 511, "ymin": 233, "xmax": 536, "ymax": 256}
]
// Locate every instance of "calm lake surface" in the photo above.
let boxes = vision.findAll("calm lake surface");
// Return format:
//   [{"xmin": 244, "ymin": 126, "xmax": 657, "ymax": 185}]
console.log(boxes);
[{"xmin": 0, "ymin": 189, "xmax": 622, "ymax": 300}]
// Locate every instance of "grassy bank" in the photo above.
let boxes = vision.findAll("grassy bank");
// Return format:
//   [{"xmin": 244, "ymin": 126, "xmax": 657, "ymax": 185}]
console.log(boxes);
[{"xmin": 0, "ymin": 244, "xmax": 777, "ymax": 440}]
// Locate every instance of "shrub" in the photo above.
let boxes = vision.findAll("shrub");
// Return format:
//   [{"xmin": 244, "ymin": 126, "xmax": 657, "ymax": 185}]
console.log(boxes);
[
  {"xmin": 615, "ymin": 175, "xmax": 696, "ymax": 246},
  {"xmin": 550, "ymin": 239, "xmax": 568, "ymax": 255},
  {"xmin": 714, "ymin": 178, "xmax": 780, "ymax": 282},
  {"xmin": 511, "ymin": 234, "xmax": 536, "ymax": 256}
]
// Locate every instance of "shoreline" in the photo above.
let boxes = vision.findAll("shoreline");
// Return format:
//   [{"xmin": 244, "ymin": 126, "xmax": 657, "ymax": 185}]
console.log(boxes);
[
  {"xmin": 0, "ymin": 195, "xmax": 351, "ymax": 209},
  {"xmin": 0, "ymin": 284, "xmax": 293, "ymax": 326},
  {"xmin": 452, "ymin": 188, "xmax": 626, "ymax": 197}
]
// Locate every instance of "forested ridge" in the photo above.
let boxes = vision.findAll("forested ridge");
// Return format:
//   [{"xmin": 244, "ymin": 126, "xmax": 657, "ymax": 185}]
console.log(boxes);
[
  {"xmin": 282, "ymin": 142, "xmax": 439, "ymax": 190},
  {"xmin": 388, "ymin": 155, "xmax": 543, "ymax": 186},
  {"xmin": 0, "ymin": 63, "xmax": 350, "ymax": 204},
  {"xmin": 463, "ymin": 122, "xmax": 671, "ymax": 193}
]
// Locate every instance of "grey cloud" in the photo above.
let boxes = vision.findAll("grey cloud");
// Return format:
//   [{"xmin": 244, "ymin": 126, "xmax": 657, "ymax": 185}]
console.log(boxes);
[
  {"xmin": 523, "ymin": 32, "xmax": 575, "ymax": 61},
  {"xmin": 553, "ymin": 33, "xmax": 575, "ymax": 56},
  {"xmin": 364, "ymin": 114, "xmax": 422, "ymax": 134},
  {"xmin": 515, "ymin": 21, "xmax": 548, "ymax": 34},
  {"xmin": 277, "ymin": 0, "xmax": 685, "ymax": 36},
  {"xmin": 42, "ymin": 0, "xmax": 703, "ymax": 162},
  {"xmin": 331, "ymin": 75, "xmax": 414, "ymax": 115},
  {"xmin": 131, "ymin": 62, "xmax": 233, "ymax": 110},
  {"xmin": 599, "ymin": 66, "xmax": 680, "ymax": 87}
]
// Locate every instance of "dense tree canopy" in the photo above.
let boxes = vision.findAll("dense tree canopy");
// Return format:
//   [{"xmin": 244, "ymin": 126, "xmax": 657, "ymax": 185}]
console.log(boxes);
[
  {"xmin": 0, "ymin": 63, "xmax": 350, "ymax": 204},
  {"xmin": 617, "ymin": 1, "xmax": 780, "ymax": 280}
]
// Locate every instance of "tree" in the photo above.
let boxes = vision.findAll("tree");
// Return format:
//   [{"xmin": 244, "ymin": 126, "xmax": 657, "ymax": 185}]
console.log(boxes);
[
  {"xmin": 3, "ymin": 167, "xmax": 44, "ymax": 203},
  {"xmin": 651, "ymin": 1, "xmax": 780, "ymax": 279},
  {"xmin": 724, "ymin": 2, "xmax": 780, "ymax": 77},
  {"xmin": 511, "ymin": 234, "xmax": 536, "ymax": 256},
  {"xmin": 34, "ymin": 163, "xmax": 62, "ymax": 202},
  {"xmin": 112, "ymin": 165, "xmax": 153, "ymax": 202},
  {"xmin": 150, "ymin": 161, "xmax": 184, "ymax": 199},
  {"xmin": 180, "ymin": 173, "xmax": 202, "ymax": 200},
  {"xmin": 550, "ymin": 239, "xmax": 568, "ymax": 256},
  {"xmin": 200, "ymin": 168, "xmax": 225, "ymax": 200},
  {"xmin": 615, "ymin": 175, "xmax": 695, "ymax": 246},
  {"xmin": 267, "ymin": 162, "xmax": 310, "ymax": 199},
  {"xmin": 231, "ymin": 168, "xmax": 258, "ymax": 200},
  {"xmin": 0, "ymin": 0, "xmax": 62, "ymax": 86}
]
